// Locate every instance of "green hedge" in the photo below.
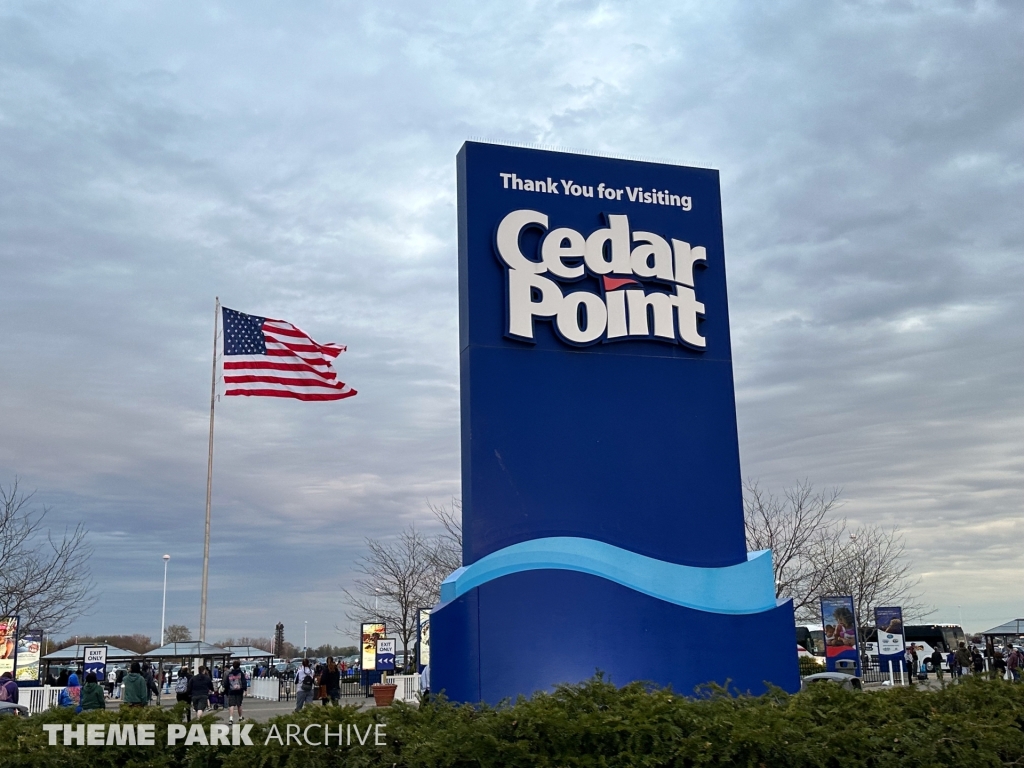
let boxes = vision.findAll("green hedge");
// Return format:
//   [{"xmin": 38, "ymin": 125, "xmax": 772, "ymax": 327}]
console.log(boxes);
[{"xmin": 2, "ymin": 676, "xmax": 1024, "ymax": 767}]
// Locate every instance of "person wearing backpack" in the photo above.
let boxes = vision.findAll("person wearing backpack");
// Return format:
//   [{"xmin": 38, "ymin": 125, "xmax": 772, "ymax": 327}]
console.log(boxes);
[
  {"xmin": 175, "ymin": 667, "xmax": 193, "ymax": 721},
  {"xmin": 294, "ymin": 659, "xmax": 316, "ymax": 711},
  {"xmin": 0, "ymin": 671, "xmax": 18, "ymax": 704},
  {"xmin": 225, "ymin": 660, "xmax": 247, "ymax": 723}
]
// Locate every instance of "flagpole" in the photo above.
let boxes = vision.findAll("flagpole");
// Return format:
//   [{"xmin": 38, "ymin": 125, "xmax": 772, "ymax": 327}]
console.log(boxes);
[{"xmin": 200, "ymin": 297, "xmax": 220, "ymax": 642}]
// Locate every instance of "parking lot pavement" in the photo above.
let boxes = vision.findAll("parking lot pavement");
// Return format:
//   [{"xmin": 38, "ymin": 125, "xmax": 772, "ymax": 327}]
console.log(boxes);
[{"xmin": 119, "ymin": 695, "xmax": 379, "ymax": 723}]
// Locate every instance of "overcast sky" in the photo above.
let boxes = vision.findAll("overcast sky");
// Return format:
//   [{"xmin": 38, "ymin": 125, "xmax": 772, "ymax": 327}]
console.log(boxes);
[{"xmin": 1, "ymin": 1, "xmax": 1020, "ymax": 647}]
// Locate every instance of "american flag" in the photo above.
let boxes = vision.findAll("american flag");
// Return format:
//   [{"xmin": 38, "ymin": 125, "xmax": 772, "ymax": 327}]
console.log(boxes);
[{"xmin": 222, "ymin": 307, "xmax": 357, "ymax": 401}]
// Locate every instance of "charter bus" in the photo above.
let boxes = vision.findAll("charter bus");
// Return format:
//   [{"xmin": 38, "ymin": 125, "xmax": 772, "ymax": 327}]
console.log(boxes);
[
  {"xmin": 796, "ymin": 625, "xmax": 826, "ymax": 656},
  {"xmin": 863, "ymin": 624, "xmax": 967, "ymax": 671}
]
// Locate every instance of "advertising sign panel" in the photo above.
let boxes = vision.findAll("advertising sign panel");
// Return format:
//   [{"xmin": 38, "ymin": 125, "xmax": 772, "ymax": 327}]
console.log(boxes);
[
  {"xmin": 360, "ymin": 623, "xmax": 385, "ymax": 672},
  {"xmin": 375, "ymin": 639, "xmax": 396, "ymax": 671},
  {"xmin": 417, "ymin": 608, "xmax": 430, "ymax": 671},
  {"xmin": 15, "ymin": 628, "xmax": 43, "ymax": 682},
  {"xmin": 430, "ymin": 141, "xmax": 799, "ymax": 703},
  {"xmin": 821, "ymin": 596, "xmax": 861, "ymax": 675},
  {"xmin": 83, "ymin": 646, "xmax": 108, "ymax": 682},
  {"xmin": 874, "ymin": 606, "xmax": 905, "ymax": 675},
  {"xmin": 0, "ymin": 617, "xmax": 18, "ymax": 678}
]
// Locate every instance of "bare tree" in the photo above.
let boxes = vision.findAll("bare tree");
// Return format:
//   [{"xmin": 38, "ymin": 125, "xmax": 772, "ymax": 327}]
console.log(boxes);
[
  {"xmin": 0, "ymin": 479, "xmax": 95, "ymax": 633},
  {"xmin": 744, "ymin": 479, "xmax": 845, "ymax": 617},
  {"xmin": 820, "ymin": 524, "xmax": 928, "ymax": 632},
  {"xmin": 425, "ymin": 497, "xmax": 463, "ymax": 596},
  {"xmin": 744, "ymin": 479, "xmax": 927, "ymax": 626},
  {"xmin": 163, "ymin": 624, "xmax": 192, "ymax": 642},
  {"xmin": 342, "ymin": 527, "xmax": 436, "ymax": 661}
]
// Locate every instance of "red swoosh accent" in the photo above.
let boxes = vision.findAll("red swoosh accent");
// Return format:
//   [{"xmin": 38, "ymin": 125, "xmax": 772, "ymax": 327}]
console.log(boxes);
[{"xmin": 603, "ymin": 276, "xmax": 640, "ymax": 290}]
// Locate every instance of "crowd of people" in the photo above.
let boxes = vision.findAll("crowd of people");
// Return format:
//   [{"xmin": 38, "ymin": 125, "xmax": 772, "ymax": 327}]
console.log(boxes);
[
  {"xmin": 293, "ymin": 657, "xmax": 344, "ymax": 711},
  {"xmin": 896, "ymin": 640, "xmax": 1024, "ymax": 683}
]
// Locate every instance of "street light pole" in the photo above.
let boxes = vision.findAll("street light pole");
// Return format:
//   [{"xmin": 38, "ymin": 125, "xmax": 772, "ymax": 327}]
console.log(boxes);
[
  {"xmin": 160, "ymin": 554, "xmax": 171, "ymax": 646},
  {"xmin": 304, "ymin": 621, "xmax": 308, "ymax": 657}
]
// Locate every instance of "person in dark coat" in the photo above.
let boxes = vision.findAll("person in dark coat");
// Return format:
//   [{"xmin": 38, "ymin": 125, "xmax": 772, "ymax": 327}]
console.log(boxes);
[
  {"xmin": 190, "ymin": 666, "xmax": 213, "ymax": 717},
  {"xmin": 320, "ymin": 657, "xmax": 341, "ymax": 705},
  {"xmin": 175, "ymin": 667, "xmax": 194, "ymax": 721}
]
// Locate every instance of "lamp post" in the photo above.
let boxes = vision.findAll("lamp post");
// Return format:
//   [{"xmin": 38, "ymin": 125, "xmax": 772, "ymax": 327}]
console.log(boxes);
[
  {"xmin": 303, "ymin": 621, "xmax": 308, "ymax": 657},
  {"xmin": 160, "ymin": 555, "xmax": 171, "ymax": 646}
]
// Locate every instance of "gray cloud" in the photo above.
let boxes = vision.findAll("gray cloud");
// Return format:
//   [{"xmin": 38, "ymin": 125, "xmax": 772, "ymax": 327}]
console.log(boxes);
[{"xmin": 0, "ymin": 0, "xmax": 1020, "ymax": 643}]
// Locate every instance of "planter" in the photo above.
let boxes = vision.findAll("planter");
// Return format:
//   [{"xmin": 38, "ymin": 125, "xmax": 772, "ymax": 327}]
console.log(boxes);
[{"xmin": 372, "ymin": 683, "xmax": 398, "ymax": 707}]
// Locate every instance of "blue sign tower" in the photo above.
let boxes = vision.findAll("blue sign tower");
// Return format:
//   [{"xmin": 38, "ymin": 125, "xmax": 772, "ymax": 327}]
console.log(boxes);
[{"xmin": 431, "ymin": 141, "xmax": 799, "ymax": 703}]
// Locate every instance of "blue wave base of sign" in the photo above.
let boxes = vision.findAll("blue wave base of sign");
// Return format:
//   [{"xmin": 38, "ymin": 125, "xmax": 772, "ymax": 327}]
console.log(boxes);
[
  {"xmin": 432, "ymin": 569, "xmax": 798, "ymax": 708},
  {"xmin": 431, "ymin": 567, "xmax": 799, "ymax": 704},
  {"xmin": 440, "ymin": 537, "xmax": 778, "ymax": 615}
]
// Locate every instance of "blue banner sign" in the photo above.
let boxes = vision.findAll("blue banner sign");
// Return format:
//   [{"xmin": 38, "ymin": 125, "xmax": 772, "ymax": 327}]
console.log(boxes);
[
  {"xmin": 431, "ymin": 141, "xmax": 799, "ymax": 703},
  {"xmin": 821, "ymin": 596, "xmax": 861, "ymax": 675},
  {"xmin": 874, "ymin": 606, "xmax": 905, "ymax": 676}
]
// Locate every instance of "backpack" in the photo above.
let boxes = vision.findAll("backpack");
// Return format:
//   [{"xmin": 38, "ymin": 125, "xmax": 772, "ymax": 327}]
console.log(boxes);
[
  {"xmin": 228, "ymin": 671, "xmax": 243, "ymax": 691},
  {"xmin": 175, "ymin": 676, "xmax": 189, "ymax": 694},
  {"xmin": 301, "ymin": 672, "xmax": 314, "ymax": 691},
  {"xmin": 0, "ymin": 681, "xmax": 11, "ymax": 702}
]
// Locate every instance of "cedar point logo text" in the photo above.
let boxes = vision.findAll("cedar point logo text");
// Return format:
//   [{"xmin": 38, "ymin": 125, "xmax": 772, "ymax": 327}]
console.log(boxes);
[{"xmin": 495, "ymin": 209, "xmax": 708, "ymax": 348}]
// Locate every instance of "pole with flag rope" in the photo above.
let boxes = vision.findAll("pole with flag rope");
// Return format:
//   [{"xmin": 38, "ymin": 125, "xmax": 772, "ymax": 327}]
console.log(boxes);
[{"xmin": 200, "ymin": 297, "xmax": 220, "ymax": 642}]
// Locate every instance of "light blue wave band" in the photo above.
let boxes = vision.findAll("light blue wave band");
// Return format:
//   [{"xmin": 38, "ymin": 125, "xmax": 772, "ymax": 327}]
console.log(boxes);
[{"xmin": 440, "ymin": 537, "xmax": 778, "ymax": 615}]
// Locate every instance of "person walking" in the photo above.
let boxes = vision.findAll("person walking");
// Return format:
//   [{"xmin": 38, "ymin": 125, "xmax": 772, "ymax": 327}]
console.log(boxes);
[
  {"xmin": 225, "ymin": 660, "xmax": 247, "ymax": 723},
  {"xmin": 190, "ymin": 666, "xmax": 213, "ymax": 717},
  {"xmin": 80, "ymin": 672, "xmax": 106, "ymax": 711},
  {"xmin": 931, "ymin": 647, "xmax": 944, "ymax": 682},
  {"xmin": 294, "ymin": 659, "xmax": 316, "ymax": 711},
  {"xmin": 122, "ymin": 662, "xmax": 149, "ymax": 707},
  {"xmin": 955, "ymin": 643, "xmax": 972, "ymax": 677},
  {"xmin": 0, "ymin": 671, "xmax": 18, "ymax": 704},
  {"xmin": 1008, "ymin": 647, "xmax": 1021, "ymax": 682},
  {"xmin": 320, "ymin": 657, "xmax": 341, "ymax": 706},
  {"xmin": 175, "ymin": 667, "xmax": 194, "ymax": 722}
]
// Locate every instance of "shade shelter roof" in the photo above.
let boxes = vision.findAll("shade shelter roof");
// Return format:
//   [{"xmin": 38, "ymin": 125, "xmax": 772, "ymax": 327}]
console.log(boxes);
[
  {"xmin": 42, "ymin": 644, "xmax": 138, "ymax": 661},
  {"xmin": 142, "ymin": 641, "xmax": 230, "ymax": 658},
  {"xmin": 981, "ymin": 619, "xmax": 1024, "ymax": 637},
  {"xmin": 222, "ymin": 645, "xmax": 274, "ymax": 659}
]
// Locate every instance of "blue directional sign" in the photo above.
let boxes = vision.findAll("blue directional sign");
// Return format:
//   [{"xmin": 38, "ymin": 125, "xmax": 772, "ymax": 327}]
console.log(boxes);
[
  {"xmin": 431, "ymin": 141, "xmax": 799, "ymax": 704},
  {"xmin": 374, "ymin": 639, "xmax": 396, "ymax": 671}
]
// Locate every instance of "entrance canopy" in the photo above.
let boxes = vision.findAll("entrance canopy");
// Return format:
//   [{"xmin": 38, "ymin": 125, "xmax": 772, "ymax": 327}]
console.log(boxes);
[
  {"xmin": 143, "ymin": 641, "xmax": 230, "ymax": 659},
  {"xmin": 981, "ymin": 619, "xmax": 1024, "ymax": 638},
  {"xmin": 222, "ymin": 645, "xmax": 274, "ymax": 660},
  {"xmin": 42, "ymin": 644, "xmax": 138, "ymax": 662}
]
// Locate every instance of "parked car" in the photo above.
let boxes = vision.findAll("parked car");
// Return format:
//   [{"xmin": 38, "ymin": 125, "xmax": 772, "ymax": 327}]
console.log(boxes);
[{"xmin": 801, "ymin": 672, "xmax": 862, "ymax": 691}]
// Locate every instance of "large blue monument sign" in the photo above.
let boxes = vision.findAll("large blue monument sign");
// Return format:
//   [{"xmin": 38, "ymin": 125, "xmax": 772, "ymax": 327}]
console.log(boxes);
[{"xmin": 431, "ymin": 141, "xmax": 799, "ymax": 703}]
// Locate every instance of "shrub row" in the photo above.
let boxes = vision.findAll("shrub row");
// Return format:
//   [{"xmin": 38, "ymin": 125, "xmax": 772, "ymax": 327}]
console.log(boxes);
[{"xmin": 1, "ymin": 675, "xmax": 1023, "ymax": 767}]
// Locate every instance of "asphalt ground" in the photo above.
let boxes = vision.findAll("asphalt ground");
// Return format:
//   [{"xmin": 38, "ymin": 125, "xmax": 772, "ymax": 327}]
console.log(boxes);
[{"xmin": 115, "ymin": 694, "xmax": 381, "ymax": 723}]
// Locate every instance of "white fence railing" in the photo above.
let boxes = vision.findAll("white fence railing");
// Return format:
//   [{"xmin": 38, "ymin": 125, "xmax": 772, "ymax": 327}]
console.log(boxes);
[
  {"xmin": 25, "ymin": 686, "xmax": 63, "ymax": 715},
  {"xmin": 384, "ymin": 674, "xmax": 420, "ymax": 703},
  {"xmin": 249, "ymin": 677, "xmax": 280, "ymax": 701}
]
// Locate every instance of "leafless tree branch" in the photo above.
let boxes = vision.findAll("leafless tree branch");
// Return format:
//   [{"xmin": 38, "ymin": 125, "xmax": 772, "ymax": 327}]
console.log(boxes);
[
  {"xmin": 744, "ymin": 479, "xmax": 928, "ymax": 626},
  {"xmin": 0, "ymin": 479, "xmax": 96, "ymax": 633}
]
